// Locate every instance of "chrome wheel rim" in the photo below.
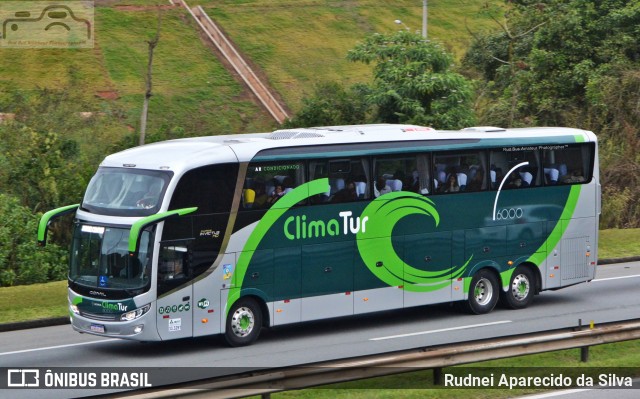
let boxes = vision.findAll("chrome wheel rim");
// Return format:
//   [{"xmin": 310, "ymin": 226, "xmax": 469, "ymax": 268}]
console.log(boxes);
[
  {"xmin": 230, "ymin": 307, "xmax": 255, "ymax": 338},
  {"xmin": 474, "ymin": 277, "xmax": 494, "ymax": 306},
  {"xmin": 511, "ymin": 274, "xmax": 530, "ymax": 301}
]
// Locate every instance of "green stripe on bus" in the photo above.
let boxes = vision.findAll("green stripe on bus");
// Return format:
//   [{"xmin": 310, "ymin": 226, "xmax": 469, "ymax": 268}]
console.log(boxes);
[
  {"xmin": 526, "ymin": 184, "xmax": 582, "ymax": 267},
  {"xmin": 226, "ymin": 178, "xmax": 330, "ymax": 315}
]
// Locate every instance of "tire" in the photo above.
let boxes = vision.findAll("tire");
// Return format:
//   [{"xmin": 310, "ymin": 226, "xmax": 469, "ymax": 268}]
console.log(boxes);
[
  {"xmin": 224, "ymin": 297, "xmax": 262, "ymax": 347},
  {"xmin": 501, "ymin": 266, "xmax": 535, "ymax": 309},
  {"xmin": 462, "ymin": 269, "xmax": 499, "ymax": 314}
]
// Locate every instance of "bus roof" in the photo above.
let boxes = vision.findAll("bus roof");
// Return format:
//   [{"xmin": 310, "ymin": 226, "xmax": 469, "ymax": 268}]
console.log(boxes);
[{"xmin": 101, "ymin": 125, "xmax": 596, "ymax": 172}]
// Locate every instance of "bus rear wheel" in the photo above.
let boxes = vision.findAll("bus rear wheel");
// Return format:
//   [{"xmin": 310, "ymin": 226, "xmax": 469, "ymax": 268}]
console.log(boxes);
[
  {"xmin": 502, "ymin": 266, "xmax": 535, "ymax": 309},
  {"xmin": 224, "ymin": 297, "xmax": 262, "ymax": 347},
  {"xmin": 463, "ymin": 269, "xmax": 499, "ymax": 314}
]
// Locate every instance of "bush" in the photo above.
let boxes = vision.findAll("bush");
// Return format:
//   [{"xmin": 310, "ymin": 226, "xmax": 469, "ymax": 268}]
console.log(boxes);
[{"xmin": 0, "ymin": 194, "xmax": 67, "ymax": 286}]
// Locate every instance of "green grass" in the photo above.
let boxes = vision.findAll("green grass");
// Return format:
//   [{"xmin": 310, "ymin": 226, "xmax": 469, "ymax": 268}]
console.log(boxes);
[
  {"xmin": 95, "ymin": 6, "xmax": 276, "ymax": 135},
  {"xmin": 0, "ymin": 280, "xmax": 68, "ymax": 323},
  {"xmin": 197, "ymin": 0, "xmax": 502, "ymax": 110},
  {"xmin": 0, "ymin": 1, "xmax": 504, "ymax": 136},
  {"xmin": 598, "ymin": 228, "xmax": 640, "ymax": 260}
]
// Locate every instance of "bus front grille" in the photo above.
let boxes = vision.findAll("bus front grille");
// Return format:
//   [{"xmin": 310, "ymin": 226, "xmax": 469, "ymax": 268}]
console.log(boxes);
[{"xmin": 79, "ymin": 311, "xmax": 120, "ymax": 321}]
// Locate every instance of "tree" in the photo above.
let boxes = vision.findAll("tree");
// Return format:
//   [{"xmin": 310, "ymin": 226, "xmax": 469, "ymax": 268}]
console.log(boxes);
[
  {"xmin": 465, "ymin": 0, "xmax": 640, "ymax": 127},
  {"xmin": 464, "ymin": 0, "xmax": 640, "ymax": 227},
  {"xmin": 282, "ymin": 82, "xmax": 370, "ymax": 128},
  {"xmin": 0, "ymin": 194, "xmax": 67, "ymax": 286},
  {"xmin": 347, "ymin": 30, "xmax": 475, "ymax": 129}
]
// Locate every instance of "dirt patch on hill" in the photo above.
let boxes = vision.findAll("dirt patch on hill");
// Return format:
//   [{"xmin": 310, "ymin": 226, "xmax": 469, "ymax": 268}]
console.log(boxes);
[{"xmin": 96, "ymin": 90, "xmax": 119, "ymax": 100}]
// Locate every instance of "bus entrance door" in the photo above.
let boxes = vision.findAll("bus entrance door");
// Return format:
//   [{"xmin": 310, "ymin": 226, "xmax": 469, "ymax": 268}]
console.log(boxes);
[{"xmin": 156, "ymin": 286, "xmax": 194, "ymax": 340}]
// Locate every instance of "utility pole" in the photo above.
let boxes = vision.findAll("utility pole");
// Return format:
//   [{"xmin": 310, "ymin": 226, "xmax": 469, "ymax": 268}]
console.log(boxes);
[{"xmin": 422, "ymin": 0, "xmax": 427, "ymax": 39}]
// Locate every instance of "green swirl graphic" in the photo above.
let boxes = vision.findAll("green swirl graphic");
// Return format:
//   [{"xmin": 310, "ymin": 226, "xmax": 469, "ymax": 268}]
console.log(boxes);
[{"xmin": 356, "ymin": 192, "xmax": 468, "ymax": 292}]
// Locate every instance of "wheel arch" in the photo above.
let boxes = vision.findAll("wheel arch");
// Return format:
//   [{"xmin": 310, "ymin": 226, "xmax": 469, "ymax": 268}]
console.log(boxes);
[
  {"xmin": 515, "ymin": 261, "xmax": 542, "ymax": 294},
  {"xmin": 465, "ymin": 260, "xmax": 501, "ymax": 293},
  {"xmin": 236, "ymin": 289, "xmax": 271, "ymax": 328}
]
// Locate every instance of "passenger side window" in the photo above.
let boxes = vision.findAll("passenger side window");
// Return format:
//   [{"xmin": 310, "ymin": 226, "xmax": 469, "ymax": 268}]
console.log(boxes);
[
  {"xmin": 309, "ymin": 158, "xmax": 370, "ymax": 203},
  {"xmin": 489, "ymin": 148, "xmax": 540, "ymax": 190},
  {"xmin": 434, "ymin": 151, "xmax": 486, "ymax": 193},
  {"xmin": 374, "ymin": 154, "xmax": 430, "ymax": 196},
  {"xmin": 243, "ymin": 162, "xmax": 305, "ymax": 210},
  {"xmin": 542, "ymin": 144, "xmax": 592, "ymax": 185}
]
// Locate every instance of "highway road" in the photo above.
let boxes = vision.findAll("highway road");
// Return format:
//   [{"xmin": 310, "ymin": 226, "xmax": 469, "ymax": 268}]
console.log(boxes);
[{"xmin": 1, "ymin": 261, "xmax": 639, "ymax": 398}]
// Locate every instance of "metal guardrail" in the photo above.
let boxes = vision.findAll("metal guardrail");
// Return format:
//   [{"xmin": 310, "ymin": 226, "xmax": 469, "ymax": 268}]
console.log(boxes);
[{"xmin": 104, "ymin": 318, "xmax": 640, "ymax": 399}]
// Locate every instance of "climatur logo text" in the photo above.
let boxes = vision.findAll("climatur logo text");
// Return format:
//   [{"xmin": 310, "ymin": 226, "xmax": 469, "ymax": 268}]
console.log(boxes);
[
  {"xmin": 102, "ymin": 302, "xmax": 128, "ymax": 312},
  {"xmin": 284, "ymin": 211, "xmax": 368, "ymax": 240}
]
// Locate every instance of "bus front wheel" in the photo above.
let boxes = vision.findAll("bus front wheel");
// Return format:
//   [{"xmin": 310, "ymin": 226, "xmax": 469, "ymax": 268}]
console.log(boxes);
[
  {"xmin": 463, "ymin": 269, "xmax": 499, "ymax": 315},
  {"xmin": 224, "ymin": 297, "xmax": 262, "ymax": 347},
  {"xmin": 501, "ymin": 266, "xmax": 535, "ymax": 309}
]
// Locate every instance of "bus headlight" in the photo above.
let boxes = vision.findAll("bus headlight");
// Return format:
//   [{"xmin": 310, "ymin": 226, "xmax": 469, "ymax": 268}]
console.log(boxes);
[
  {"xmin": 120, "ymin": 304, "xmax": 151, "ymax": 321},
  {"xmin": 70, "ymin": 304, "xmax": 80, "ymax": 315}
]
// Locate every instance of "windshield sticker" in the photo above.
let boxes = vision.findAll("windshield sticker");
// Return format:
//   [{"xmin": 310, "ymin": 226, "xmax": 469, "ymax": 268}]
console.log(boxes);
[
  {"xmin": 99, "ymin": 276, "xmax": 108, "ymax": 287},
  {"xmin": 81, "ymin": 225, "xmax": 105, "ymax": 234}
]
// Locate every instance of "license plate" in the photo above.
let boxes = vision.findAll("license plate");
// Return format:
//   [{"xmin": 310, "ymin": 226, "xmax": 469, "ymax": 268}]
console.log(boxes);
[{"xmin": 90, "ymin": 324, "xmax": 105, "ymax": 333}]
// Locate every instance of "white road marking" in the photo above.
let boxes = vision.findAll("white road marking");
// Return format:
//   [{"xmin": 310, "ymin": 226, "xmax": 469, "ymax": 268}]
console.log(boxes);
[
  {"xmin": 518, "ymin": 388, "xmax": 593, "ymax": 398},
  {"xmin": 592, "ymin": 274, "xmax": 640, "ymax": 282},
  {"xmin": 370, "ymin": 320, "xmax": 512, "ymax": 341},
  {"xmin": 0, "ymin": 339, "xmax": 120, "ymax": 356}
]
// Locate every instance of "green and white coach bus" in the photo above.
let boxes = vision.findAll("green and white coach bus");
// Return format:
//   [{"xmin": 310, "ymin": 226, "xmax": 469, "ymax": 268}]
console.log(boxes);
[{"xmin": 38, "ymin": 124, "xmax": 600, "ymax": 346}]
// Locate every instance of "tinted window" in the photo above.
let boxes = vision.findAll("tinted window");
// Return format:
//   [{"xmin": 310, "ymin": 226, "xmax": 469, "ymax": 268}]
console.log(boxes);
[
  {"xmin": 374, "ymin": 154, "xmax": 431, "ymax": 196},
  {"xmin": 489, "ymin": 148, "xmax": 540, "ymax": 190},
  {"xmin": 542, "ymin": 144, "xmax": 593, "ymax": 185},
  {"xmin": 310, "ymin": 158, "xmax": 370, "ymax": 203},
  {"xmin": 241, "ymin": 162, "xmax": 305, "ymax": 210},
  {"xmin": 169, "ymin": 164, "xmax": 238, "ymax": 214},
  {"xmin": 434, "ymin": 150, "xmax": 486, "ymax": 193}
]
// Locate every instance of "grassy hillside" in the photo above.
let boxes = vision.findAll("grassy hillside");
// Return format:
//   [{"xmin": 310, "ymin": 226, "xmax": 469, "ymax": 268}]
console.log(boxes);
[
  {"xmin": 0, "ymin": 1, "xmax": 500, "ymax": 141},
  {"xmin": 96, "ymin": 6, "xmax": 275, "ymax": 135},
  {"xmin": 197, "ymin": 0, "xmax": 500, "ymax": 109}
]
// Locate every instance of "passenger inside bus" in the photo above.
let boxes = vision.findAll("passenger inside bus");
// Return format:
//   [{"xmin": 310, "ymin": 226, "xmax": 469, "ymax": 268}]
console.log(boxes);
[
  {"xmin": 333, "ymin": 180, "xmax": 358, "ymax": 202},
  {"xmin": 266, "ymin": 184, "xmax": 284, "ymax": 206},
  {"xmin": 374, "ymin": 177, "xmax": 391, "ymax": 197},
  {"xmin": 467, "ymin": 169, "xmax": 485, "ymax": 191},
  {"xmin": 506, "ymin": 171, "xmax": 522, "ymax": 188},
  {"xmin": 444, "ymin": 174, "xmax": 460, "ymax": 193}
]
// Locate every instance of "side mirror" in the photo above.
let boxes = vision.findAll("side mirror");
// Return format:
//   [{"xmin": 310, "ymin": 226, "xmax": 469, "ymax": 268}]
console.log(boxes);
[
  {"xmin": 128, "ymin": 207, "xmax": 198, "ymax": 256},
  {"xmin": 37, "ymin": 204, "xmax": 80, "ymax": 247}
]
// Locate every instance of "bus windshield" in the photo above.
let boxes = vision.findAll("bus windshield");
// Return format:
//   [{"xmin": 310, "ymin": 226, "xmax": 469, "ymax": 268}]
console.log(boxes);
[
  {"xmin": 69, "ymin": 224, "xmax": 153, "ymax": 291},
  {"xmin": 82, "ymin": 168, "xmax": 173, "ymax": 216}
]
